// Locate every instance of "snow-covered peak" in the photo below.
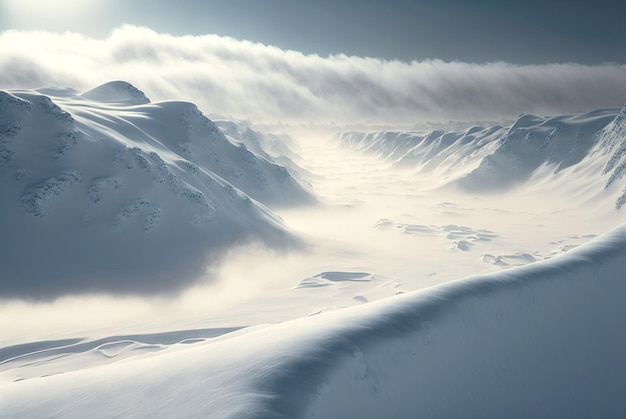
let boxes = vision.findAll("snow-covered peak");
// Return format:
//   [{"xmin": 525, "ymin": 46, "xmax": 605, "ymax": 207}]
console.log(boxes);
[{"xmin": 81, "ymin": 81, "xmax": 151, "ymax": 105}]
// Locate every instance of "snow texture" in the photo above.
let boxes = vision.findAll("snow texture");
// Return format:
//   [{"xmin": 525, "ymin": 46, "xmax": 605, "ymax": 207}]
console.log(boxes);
[
  {"xmin": 339, "ymin": 105, "xmax": 626, "ymax": 208},
  {"xmin": 2, "ymin": 82, "xmax": 625, "ymax": 418},
  {"xmin": 1, "ymin": 224, "xmax": 625, "ymax": 418},
  {"xmin": 0, "ymin": 82, "xmax": 312, "ymax": 298}
]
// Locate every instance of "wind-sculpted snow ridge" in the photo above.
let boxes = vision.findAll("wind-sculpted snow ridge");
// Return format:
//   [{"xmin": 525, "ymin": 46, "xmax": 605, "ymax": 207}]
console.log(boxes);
[
  {"xmin": 1, "ymin": 224, "xmax": 624, "ymax": 418},
  {"xmin": 338, "ymin": 106, "xmax": 626, "ymax": 208},
  {"xmin": 0, "ymin": 82, "xmax": 312, "ymax": 298}
]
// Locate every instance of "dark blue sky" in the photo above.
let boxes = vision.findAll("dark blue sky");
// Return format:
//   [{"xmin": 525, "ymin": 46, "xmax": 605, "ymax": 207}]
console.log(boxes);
[{"xmin": 1, "ymin": 0, "xmax": 625, "ymax": 64}]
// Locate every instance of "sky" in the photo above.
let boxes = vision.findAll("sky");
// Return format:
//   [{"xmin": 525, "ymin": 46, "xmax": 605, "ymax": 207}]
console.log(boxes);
[
  {"xmin": 1, "ymin": 0, "xmax": 625, "ymax": 64},
  {"xmin": 0, "ymin": 0, "xmax": 625, "ymax": 125}
]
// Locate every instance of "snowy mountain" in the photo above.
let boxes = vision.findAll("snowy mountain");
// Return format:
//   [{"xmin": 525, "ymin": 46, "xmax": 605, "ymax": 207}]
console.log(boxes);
[
  {"xmin": 215, "ymin": 120, "xmax": 297, "ymax": 162},
  {"xmin": 215, "ymin": 119, "xmax": 320, "ymax": 184},
  {"xmin": 337, "ymin": 105, "xmax": 626, "ymax": 208},
  {"xmin": 0, "ymin": 81, "xmax": 314, "ymax": 298}
]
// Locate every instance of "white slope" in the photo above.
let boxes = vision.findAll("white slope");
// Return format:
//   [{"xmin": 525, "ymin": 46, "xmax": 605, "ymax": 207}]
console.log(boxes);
[
  {"xmin": 0, "ymin": 81, "xmax": 315, "ymax": 298},
  {"xmin": 595, "ymin": 105, "xmax": 626, "ymax": 208},
  {"xmin": 2, "ymin": 223, "xmax": 624, "ymax": 418},
  {"xmin": 457, "ymin": 109, "xmax": 621, "ymax": 195},
  {"xmin": 215, "ymin": 119, "xmax": 320, "ymax": 184},
  {"xmin": 216, "ymin": 119, "xmax": 298, "ymax": 163},
  {"xmin": 337, "ymin": 124, "xmax": 506, "ymax": 172},
  {"xmin": 337, "ymin": 105, "xmax": 626, "ymax": 209}
]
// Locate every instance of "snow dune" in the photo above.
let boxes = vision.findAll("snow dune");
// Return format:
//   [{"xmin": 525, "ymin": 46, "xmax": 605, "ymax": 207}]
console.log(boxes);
[{"xmin": 2, "ymin": 224, "xmax": 624, "ymax": 418}]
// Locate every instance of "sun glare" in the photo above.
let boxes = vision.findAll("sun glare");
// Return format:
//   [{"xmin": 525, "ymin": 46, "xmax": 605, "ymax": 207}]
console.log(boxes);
[{"xmin": 1, "ymin": 0, "xmax": 107, "ymax": 34}]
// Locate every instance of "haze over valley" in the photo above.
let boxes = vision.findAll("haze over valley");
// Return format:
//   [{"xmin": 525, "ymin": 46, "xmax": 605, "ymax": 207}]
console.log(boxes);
[{"xmin": 1, "ymin": 2, "xmax": 625, "ymax": 416}]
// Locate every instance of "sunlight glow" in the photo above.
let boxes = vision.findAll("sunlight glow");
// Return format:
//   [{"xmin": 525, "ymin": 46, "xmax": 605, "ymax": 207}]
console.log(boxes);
[{"xmin": 1, "ymin": 0, "xmax": 107, "ymax": 33}]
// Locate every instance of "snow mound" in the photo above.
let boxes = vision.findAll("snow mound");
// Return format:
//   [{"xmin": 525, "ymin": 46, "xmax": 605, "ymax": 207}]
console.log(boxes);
[
  {"xmin": 132, "ymin": 101, "xmax": 317, "ymax": 207},
  {"xmin": 81, "ymin": 81, "xmax": 150, "ymax": 105},
  {"xmin": 295, "ymin": 271, "xmax": 374, "ymax": 289},
  {"xmin": 337, "ymin": 125, "xmax": 504, "ymax": 173},
  {"xmin": 0, "ymin": 83, "xmax": 312, "ymax": 298},
  {"xmin": 481, "ymin": 251, "xmax": 537, "ymax": 266},
  {"xmin": 21, "ymin": 170, "xmax": 81, "ymax": 217}
]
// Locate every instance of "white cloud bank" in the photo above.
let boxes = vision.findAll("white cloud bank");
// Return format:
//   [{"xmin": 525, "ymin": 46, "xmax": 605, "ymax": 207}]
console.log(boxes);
[{"xmin": 1, "ymin": 25, "xmax": 625, "ymax": 125}]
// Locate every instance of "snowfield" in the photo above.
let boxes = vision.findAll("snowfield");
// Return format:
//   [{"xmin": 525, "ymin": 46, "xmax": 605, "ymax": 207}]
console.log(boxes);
[
  {"xmin": 1, "ymin": 82, "xmax": 625, "ymax": 418},
  {"xmin": 2, "ymin": 224, "xmax": 625, "ymax": 418}
]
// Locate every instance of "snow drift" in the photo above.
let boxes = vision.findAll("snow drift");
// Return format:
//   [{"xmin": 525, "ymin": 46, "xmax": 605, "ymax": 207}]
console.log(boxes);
[
  {"xmin": 2, "ymin": 224, "xmax": 625, "ymax": 418},
  {"xmin": 0, "ymin": 82, "xmax": 314, "ymax": 298},
  {"xmin": 293, "ymin": 225, "xmax": 626, "ymax": 418}
]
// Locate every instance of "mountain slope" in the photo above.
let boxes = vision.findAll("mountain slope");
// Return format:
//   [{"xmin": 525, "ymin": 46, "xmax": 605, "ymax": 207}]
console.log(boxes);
[
  {"xmin": 337, "ymin": 105, "xmax": 626, "ymax": 209},
  {"xmin": 0, "ymin": 82, "xmax": 311, "ymax": 298},
  {"xmin": 215, "ymin": 119, "xmax": 321, "ymax": 185},
  {"xmin": 595, "ymin": 105, "xmax": 626, "ymax": 208},
  {"xmin": 457, "ymin": 109, "xmax": 618, "ymax": 192}
]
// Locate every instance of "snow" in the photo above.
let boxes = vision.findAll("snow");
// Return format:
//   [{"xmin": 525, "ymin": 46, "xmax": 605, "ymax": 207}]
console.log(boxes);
[
  {"xmin": 337, "ymin": 105, "xmax": 626, "ymax": 209},
  {"xmin": 2, "ymin": 224, "xmax": 625, "ymax": 417},
  {"xmin": 0, "ymin": 82, "xmax": 314, "ymax": 298},
  {"xmin": 81, "ymin": 81, "xmax": 151, "ymax": 105},
  {"xmin": 1, "ymin": 82, "xmax": 625, "ymax": 417},
  {"xmin": 299, "ymin": 225, "xmax": 626, "ymax": 418}
]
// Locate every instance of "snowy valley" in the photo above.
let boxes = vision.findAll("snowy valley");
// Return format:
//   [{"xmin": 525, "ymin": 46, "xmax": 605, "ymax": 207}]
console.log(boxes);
[{"xmin": 1, "ymin": 81, "xmax": 625, "ymax": 418}]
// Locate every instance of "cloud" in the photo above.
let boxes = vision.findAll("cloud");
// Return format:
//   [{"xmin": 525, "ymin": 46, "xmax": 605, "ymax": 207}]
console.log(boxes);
[{"xmin": 1, "ymin": 25, "xmax": 625, "ymax": 125}]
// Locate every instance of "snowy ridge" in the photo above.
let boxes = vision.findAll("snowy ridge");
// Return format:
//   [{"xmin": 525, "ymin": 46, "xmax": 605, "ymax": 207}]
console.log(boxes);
[
  {"xmin": 285, "ymin": 224, "xmax": 626, "ymax": 418},
  {"xmin": 216, "ymin": 119, "xmax": 319, "ymax": 184},
  {"xmin": 2, "ymin": 224, "xmax": 625, "ymax": 417},
  {"xmin": 0, "ymin": 82, "xmax": 313, "ymax": 298},
  {"xmin": 338, "ymin": 106, "xmax": 626, "ymax": 208},
  {"xmin": 337, "ymin": 125, "xmax": 505, "ymax": 171},
  {"xmin": 81, "ymin": 81, "xmax": 151, "ymax": 105},
  {"xmin": 458, "ymin": 109, "xmax": 618, "ymax": 192},
  {"xmin": 596, "ymin": 104, "xmax": 626, "ymax": 207}
]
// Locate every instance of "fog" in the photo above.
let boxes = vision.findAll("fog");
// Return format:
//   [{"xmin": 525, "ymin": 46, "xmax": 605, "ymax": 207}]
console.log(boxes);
[
  {"xmin": 2, "ymin": 127, "xmax": 619, "ymax": 345},
  {"xmin": 1, "ymin": 26, "xmax": 625, "ymax": 347},
  {"xmin": 1, "ymin": 26, "xmax": 625, "ymax": 125}
]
